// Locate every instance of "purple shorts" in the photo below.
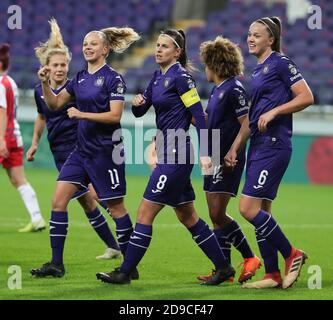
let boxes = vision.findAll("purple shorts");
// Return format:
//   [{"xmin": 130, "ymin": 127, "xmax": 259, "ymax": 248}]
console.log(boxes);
[
  {"xmin": 242, "ymin": 147, "xmax": 291, "ymax": 201},
  {"xmin": 204, "ymin": 156, "xmax": 245, "ymax": 196},
  {"xmin": 57, "ymin": 147, "xmax": 126, "ymax": 200},
  {"xmin": 53, "ymin": 149, "xmax": 88, "ymax": 199},
  {"xmin": 143, "ymin": 163, "xmax": 195, "ymax": 208}
]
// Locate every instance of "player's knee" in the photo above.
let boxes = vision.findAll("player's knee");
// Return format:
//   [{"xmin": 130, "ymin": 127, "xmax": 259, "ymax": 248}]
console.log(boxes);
[
  {"xmin": 178, "ymin": 211, "xmax": 197, "ymax": 228},
  {"xmin": 52, "ymin": 195, "xmax": 67, "ymax": 211},
  {"xmin": 107, "ymin": 199, "xmax": 126, "ymax": 218},
  {"xmin": 78, "ymin": 196, "xmax": 96, "ymax": 213},
  {"xmin": 239, "ymin": 202, "xmax": 258, "ymax": 221},
  {"xmin": 11, "ymin": 177, "xmax": 27, "ymax": 188}
]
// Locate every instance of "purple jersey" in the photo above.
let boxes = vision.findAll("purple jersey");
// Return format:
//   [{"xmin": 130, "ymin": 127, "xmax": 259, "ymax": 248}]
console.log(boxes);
[
  {"xmin": 66, "ymin": 64, "xmax": 126, "ymax": 156},
  {"xmin": 34, "ymin": 80, "xmax": 77, "ymax": 153},
  {"xmin": 249, "ymin": 52, "xmax": 304, "ymax": 149},
  {"xmin": 206, "ymin": 77, "xmax": 249, "ymax": 158},
  {"xmin": 132, "ymin": 62, "xmax": 205, "ymax": 161}
]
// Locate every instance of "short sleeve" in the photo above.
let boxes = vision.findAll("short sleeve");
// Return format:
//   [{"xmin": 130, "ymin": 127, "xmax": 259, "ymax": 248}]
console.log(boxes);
[
  {"xmin": 34, "ymin": 88, "xmax": 43, "ymax": 114},
  {"xmin": 230, "ymin": 87, "xmax": 250, "ymax": 118},
  {"xmin": 65, "ymin": 77, "xmax": 76, "ymax": 97},
  {"xmin": 107, "ymin": 75, "xmax": 126, "ymax": 101},
  {"xmin": 0, "ymin": 83, "xmax": 7, "ymax": 109},
  {"xmin": 277, "ymin": 56, "xmax": 304, "ymax": 88},
  {"xmin": 175, "ymin": 73, "xmax": 201, "ymax": 108}
]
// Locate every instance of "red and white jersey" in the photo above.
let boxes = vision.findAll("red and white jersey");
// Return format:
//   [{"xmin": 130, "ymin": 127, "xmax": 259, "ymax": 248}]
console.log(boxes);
[{"xmin": 0, "ymin": 74, "xmax": 23, "ymax": 148}]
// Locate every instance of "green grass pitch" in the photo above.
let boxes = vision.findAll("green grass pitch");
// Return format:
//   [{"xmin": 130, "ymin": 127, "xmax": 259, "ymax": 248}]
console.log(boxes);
[{"xmin": 0, "ymin": 168, "xmax": 332, "ymax": 300}]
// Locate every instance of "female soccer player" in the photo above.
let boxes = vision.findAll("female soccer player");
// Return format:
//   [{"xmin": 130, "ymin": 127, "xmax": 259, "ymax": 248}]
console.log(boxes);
[
  {"xmin": 27, "ymin": 19, "xmax": 121, "ymax": 261},
  {"xmin": 0, "ymin": 43, "xmax": 46, "ymax": 232},
  {"xmin": 96, "ymin": 29, "xmax": 235, "ymax": 285},
  {"xmin": 225, "ymin": 17, "xmax": 313, "ymax": 289},
  {"xmin": 30, "ymin": 25, "xmax": 140, "ymax": 278},
  {"xmin": 196, "ymin": 36, "xmax": 261, "ymax": 284}
]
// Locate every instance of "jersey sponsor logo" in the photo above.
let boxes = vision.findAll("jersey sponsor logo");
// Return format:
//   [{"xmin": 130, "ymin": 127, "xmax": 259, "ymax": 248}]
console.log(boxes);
[
  {"xmin": 180, "ymin": 88, "xmax": 200, "ymax": 108},
  {"xmin": 236, "ymin": 106, "xmax": 249, "ymax": 113},
  {"xmin": 78, "ymin": 78, "xmax": 85, "ymax": 84},
  {"xmin": 94, "ymin": 76, "xmax": 104, "ymax": 87},
  {"xmin": 111, "ymin": 92, "xmax": 124, "ymax": 97},
  {"xmin": 290, "ymin": 73, "xmax": 302, "ymax": 82}
]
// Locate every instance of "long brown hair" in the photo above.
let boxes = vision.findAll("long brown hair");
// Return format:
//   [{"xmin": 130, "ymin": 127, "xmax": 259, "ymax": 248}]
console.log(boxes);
[
  {"xmin": 160, "ymin": 28, "xmax": 195, "ymax": 72},
  {"xmin": 255, "ymin": 16, "xmax": 282, "ymax": 53}
]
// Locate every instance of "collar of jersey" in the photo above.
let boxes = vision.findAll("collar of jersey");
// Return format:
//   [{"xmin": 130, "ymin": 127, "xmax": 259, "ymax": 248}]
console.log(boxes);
[
  {"xmin": 49, "ymin": 78, "xmax": 69, "ymax": 91},
  {"xmin": 160, "ymin": 62, "xmax": 180, "ymax": 75},
  {"xmin": 258, "ymin": 51, "xmax": 275, "ymax": 65},
  {"xmin": 87, "ymin": 63, "xmax": 107, "ymax": 75},
  {"xmin": 216, "ymin": 76, "xmax": 234, "ymax": 89}
]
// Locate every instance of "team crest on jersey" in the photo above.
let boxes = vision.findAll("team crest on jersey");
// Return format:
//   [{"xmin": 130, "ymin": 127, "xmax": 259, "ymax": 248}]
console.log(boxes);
[
  {"xmin": 263, "ymin": 64, "xmax": 270, "ymax": 74},
  {"xmin": 94, "ymin": 76, "xmax": 104, "ymax": 87},
  {"xmin": 117, "ymin": 82, "xmax": 124, "ymax": 94},
  {"xmin": 238, "ymin": 94, "xmax": 246, "ymax": 106},
  {"xmin": 187, "ymin": 78, "xmax": 195, "ymax": 89},
  {"xmin": 218, "ymin": 91, "xmax": 225, "ymax": 100},
  {"xmin": 288, "ymin": 64, "xmax": 298, "ymax": 75},
  {"xmin": 164, "ymin": 78, "xmax": 171, "ymax": 88}
]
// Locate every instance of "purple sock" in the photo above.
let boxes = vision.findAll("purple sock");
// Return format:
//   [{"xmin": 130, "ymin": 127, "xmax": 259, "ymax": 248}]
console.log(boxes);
[
  {"xmin": 188, "ymin": 219, "xmax": 229, "ymax": 269},
  {"xmin": 223, "ymin": 220, "xmax": 254, "ymax": 259},
  {"xmin": 50, "ymin": 211, "xmax": 68, "ymax": 265},
  {"xmin": 114, "ymin": 214, "xmax": 133, "ymax": 256},
  {"xmin": 120, "ymin": 223, "xmax": 152, "ymax": 274},
  {"xmin": 255, "ymin": 229, "xmax": 279, "ymax": 273},
  {"xmin": 214, "ymin": 229, "xmax": 231, "ymax": 263},
  {"xmin": 99, "ymin": 200, "xmax": 110, "ymax": 214},
  {"xmin": 85, "ymin": 208, "xmax": 119, "ymax": 251},
  {"xmin": 250, "ymin": 210, "xmax": 292, "ymax": 259}
]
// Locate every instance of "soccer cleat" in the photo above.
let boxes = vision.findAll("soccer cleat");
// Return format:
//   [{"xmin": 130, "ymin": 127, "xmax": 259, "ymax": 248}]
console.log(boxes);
[
  {"xmin": 283, "ymin": 247, "xmax": 308, "ymax": 289},
  {"xmin": 18, "ymin": 218, "xmax": 46, "ymax": 233},
  {"xmin": 114, "ymin": 267, "xmax": 139, "ymax": 280},
  {"xmin": 96, "ymin": 269, "xmax": 131, "ymax": 284},
  {"xmin": 242, "ymin": 271, "xmax": 282, "ymax": 289},
  {"xmin": 201, "ymin": 265, "xmax": 236, "ymax": 286},
  {"xmin": 238, "ymin": 256, "xmax": 262, "ymax": 283},
  {"xmin": 197, "ymin": 269, "xmax": 234, "ymax": 283},
  {"xmin": 31, "ymin": 262, "xmax": 65, "ymax": 278},
  {"xmin": 96, "ymin": 248, "xmax": 122, "ymax": 260}
]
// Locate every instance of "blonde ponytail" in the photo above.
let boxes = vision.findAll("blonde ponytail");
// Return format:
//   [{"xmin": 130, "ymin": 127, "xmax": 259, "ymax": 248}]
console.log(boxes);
[
  {"xmin": 99, "ymin": 27, "xmax": 141, "ymax": 53},
  {"xmin": 35, "ymin": 18, "xmax": 71, "ymax": 66}
]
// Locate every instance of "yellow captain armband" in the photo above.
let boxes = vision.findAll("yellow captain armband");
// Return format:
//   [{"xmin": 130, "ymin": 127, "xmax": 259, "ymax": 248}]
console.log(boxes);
[{"xmin": 180, "ymin": 88, "xmax": 201, "ymax": 108}]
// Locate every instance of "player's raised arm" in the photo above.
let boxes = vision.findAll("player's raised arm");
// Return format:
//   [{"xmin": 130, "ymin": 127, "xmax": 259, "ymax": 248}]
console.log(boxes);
[{"xmin": 38, "ymin": 66, "xmax": 73, "ymax": 110}]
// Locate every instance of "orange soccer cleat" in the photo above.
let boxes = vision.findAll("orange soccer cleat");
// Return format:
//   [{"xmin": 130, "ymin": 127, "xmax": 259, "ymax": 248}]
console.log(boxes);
[{"xmin": 238, "ymin": 256, "xmax": 262, "ymax": 283}]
